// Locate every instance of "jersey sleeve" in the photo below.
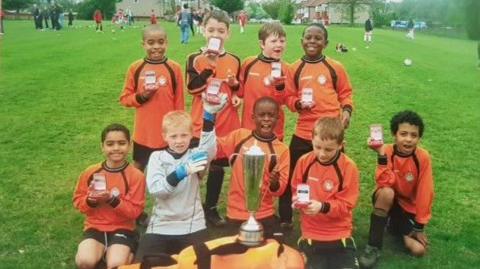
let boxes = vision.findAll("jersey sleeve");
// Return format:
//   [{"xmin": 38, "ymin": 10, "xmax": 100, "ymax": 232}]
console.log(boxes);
[
  {"xmin": 323, "ymin": 161, "xmax": 360, "ymax": 218},
  {"xmin": 119, "ymin": 63, "xmax": 142, "ymax": 108},
  {"xmin": 414, "ymin": 154, "xmax": 434, "ymax": 225},
  {"xmin": 112, "ymin": 171, "xmax": 146, "ymax": 220},
  {"xmin": 269, "ymin": 147, "xmax": 290, "ymax": 197},
  {"xmin": 186, "ymin": 53, "xmax": 214, "ymax": 95},
  {"xmin": 284, "ymin": 63, "xmax": 300, "ymax": 112},
  {"xmin": 375, "ymin": 154, "xmax": 396, "ymax": 188},
  {"xmin": 174, "ymin": 63, "xmax": 185, "ymax": 110}
]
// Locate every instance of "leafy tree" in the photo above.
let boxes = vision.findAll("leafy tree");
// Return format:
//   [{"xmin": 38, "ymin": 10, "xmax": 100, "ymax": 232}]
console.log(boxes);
[
  {"xmin": 262, "ymin": 0, "xmax": 281, "ymax": 20},
  {"xmin": 279, "ymin": 0, "xmax": 294, "ymax": 25},
  {"xmin": 337, "ymin": 0, "xmax": 372, "ymax": 26},
  {"xmin": 77, "ymin": 0, "xmax": 119, "ymax": 20},
  {"xmin": 3, "ymin": 0, "xmax": 34, "ymax": 12},
  {"xmin": 210, "ymin": 0, "xmax": 244, "ymax": 15},
  {"xmin": 245, "ymin": 1, "xmax": 269, "ymax": 19}
]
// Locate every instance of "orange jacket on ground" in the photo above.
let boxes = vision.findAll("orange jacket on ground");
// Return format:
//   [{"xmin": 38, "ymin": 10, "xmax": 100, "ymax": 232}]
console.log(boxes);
[
  {"xmin": 376, "ymin": 144, "xmax": 434, "ymax": 225},
  {"xmin": 217, "ymin": 129, "xmax": 290, "ymax": 220},
  {"xmin": 238, "ymin": 55, "xmax": 296, "ymax": 141},
  {"xmin": 73, "ymin": 162, "xmax": 146, "ymax": 232},
  {"xmin": 119, "ymin": 236, "xmax": 305, "ymax": 269},
  {"xmin": 291, "ymin": 151, "xmax": 359, "ymax": 241},
  {"xmin": 120, "ymin": 58, "xmax": 184, "ymax": 148},
  {"xmin": 186, "ymin": 51, "xmax": 241, "ymax": 138},
  {"xmin": 288, "ymin": 56, "xmax": 353, "ymax": 141}
]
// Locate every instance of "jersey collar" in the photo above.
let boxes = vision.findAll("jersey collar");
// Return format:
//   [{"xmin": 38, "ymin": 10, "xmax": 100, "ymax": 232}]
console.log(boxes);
[
  {"xmin": 102, "ymin": 161, "xmax": 129, "ymax": 173},
  {"xmin": 144, "ymin": 57, "xmax": 168, "ymax": 64},
  {"xmin": 302, "ymin": 54, "xmax": 325, "ymax": 63},
  {"xmin": 258, "ymin": 53, "xmax": 280, "ymax": 63}
]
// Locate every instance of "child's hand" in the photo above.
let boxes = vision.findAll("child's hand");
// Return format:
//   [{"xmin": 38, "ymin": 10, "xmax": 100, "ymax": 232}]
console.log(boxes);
[
  {"xmin": 88, "ymin": 190, "xmax": 111, "ymax": 205},
  {"xmin": 202, "ymin": 92, "xmax": 228, "ymax": 114},
  {"xmin": 225, "ymin": 70, "xmax": 239, "ymax": 88},
  {"xmin": 142, "ymin": 86, "xmax": 158, "ymax": 99},
  {"xmin": 341, "ymin": 110, "xmax": 351, "ymax": 129},
  {"xmin": 271, "ymin": 75, "xmax": 286, "ymax": 87},
  {"xmin": 367, "ymin": 138, "xmax": 385, "ymax": 155},
  {"xmin": 231, "ymin": 94, "xmax": 242, "ymax": 107},
  {"xmin": 303, "ymin": 200, "xmax": 322, "ymax": 215},
  {"xmin": 295, "ymin": 100, "xmax": 316, "ymax": 111},
  {"xmin": 268, "ymin": 167, "xmax": 280, "ymax": 191}
]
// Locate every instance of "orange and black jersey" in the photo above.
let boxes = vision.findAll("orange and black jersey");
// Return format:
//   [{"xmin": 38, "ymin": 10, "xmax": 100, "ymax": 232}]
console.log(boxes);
[
  {"xmin": 216, "ymin": 128, "xmax": 290, "ymax": 220},
  {"xmin": 288, "ymin": 55, "xmax": 353, "ymax": 140},
  {"xmin": 186, "ymin": 50, "xmax": 241, "ymax": 138},
  {"xmin": 291, "ymin": 151, "xmax": 359, "ymax": 241},
  {"xmin": 119, "ymin": 57, "xmax": 184, "ymax": 149},
  {"xmin": 73, "ymin": 162, "xmax": 146, "ymax": 232},
  {"xmin": 376, "ymin": 144, "xmax": 434, "ymax": 226},
  {"xmin": 238, "ymin": 54, "xmax": 295, "ymax": 141}
]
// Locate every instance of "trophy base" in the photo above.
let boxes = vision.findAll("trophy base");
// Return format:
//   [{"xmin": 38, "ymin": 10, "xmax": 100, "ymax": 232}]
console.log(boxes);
[{"xmin": 238, "ymin": 215, "xmax": 264, "ymax": 247}]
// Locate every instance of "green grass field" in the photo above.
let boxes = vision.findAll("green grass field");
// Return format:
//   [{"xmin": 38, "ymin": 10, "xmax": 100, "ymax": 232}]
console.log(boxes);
[{"xmin": 0, "ymin": 20, "xmax": 479, "ymax": 268}]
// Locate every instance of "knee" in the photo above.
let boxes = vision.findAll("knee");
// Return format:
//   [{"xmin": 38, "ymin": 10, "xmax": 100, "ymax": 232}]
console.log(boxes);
[
  {"xmin": 75, "ymin": 255, "xmax": 98, "ymax": 269},
  {"xmin": 106, "ymin": 255, "xmax": 131, "ymax": 269},
  {"xmin": 375, "ymin": 187, "xmax": 395, "ymax": 206}
]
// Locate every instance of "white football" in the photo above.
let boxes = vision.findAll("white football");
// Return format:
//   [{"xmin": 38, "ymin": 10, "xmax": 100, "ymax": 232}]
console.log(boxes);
[
  {"xmin": 112, "ymin": 29, "xmax": 116, "ymax": 33},
  {"xmin": 404, "ymin": 58, "xmax": 412, "ymax": 66}
]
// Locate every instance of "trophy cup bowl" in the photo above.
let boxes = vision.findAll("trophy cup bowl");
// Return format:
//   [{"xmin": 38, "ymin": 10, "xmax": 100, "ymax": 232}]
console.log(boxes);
[{"xmin": 237, "ymin": 144, "xmax": 266, "ymax": 246}]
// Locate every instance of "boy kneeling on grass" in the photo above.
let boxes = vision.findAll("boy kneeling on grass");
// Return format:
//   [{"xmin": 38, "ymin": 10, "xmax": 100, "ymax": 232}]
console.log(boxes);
[
  {"xmin": 73, "ymin": 124, "xmax": 146, "ymax": 269},
  {"xmin": 291, "ymin": 117, "xmax": 360, "ymax": 269},
  {"xmin": 359, "ymin": 110, "xmax": 434, "ymax": 268}
]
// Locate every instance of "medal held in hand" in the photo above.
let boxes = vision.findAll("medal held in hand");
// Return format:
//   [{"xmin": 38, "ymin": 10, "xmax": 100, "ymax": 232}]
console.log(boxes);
[
  {"xmin": 205, "ymin": 78, "xmax": 223, "ymax": 105},
  {"xmin": 301, "ymin": 88, "xmax": 314, "ymax": 107},
  {"xmin": 144, "ymin": 71, "xmax": 157, "ymax": 88},
  {"xmin": 207, "ymin": 37, "xmax": 222, "ymax": 54},
  {"xmin": 92, "ymin": 173, "xmax": 107, "ymax": 191},
  {"xmin": 271, "ymin": 62, "xmax": 282, "ymax": 78},
  {"xmin": 295, "ymin": 183, "xmax": 311, "ymax": 209},
  {"xmin": 369, "ymin": 124, "xmax": 384, "ymax": 147}
]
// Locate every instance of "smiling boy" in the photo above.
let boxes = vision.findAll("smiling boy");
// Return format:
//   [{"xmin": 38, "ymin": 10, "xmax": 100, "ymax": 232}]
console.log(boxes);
[{"xmin": 120, "ymin": 25, "xmax": 185, "ymax": 171}]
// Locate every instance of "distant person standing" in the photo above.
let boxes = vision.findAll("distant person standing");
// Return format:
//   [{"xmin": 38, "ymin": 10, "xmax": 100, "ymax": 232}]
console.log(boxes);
[
  {"xmin": 406, "ymin": 19, "xmax": 415, "ymax": 39},
  {"xmin": 126, "ymin": 7, "xmax": 133, "ymax": 26},
  {"xmin": 32, "ymin": 4, "xmax": 42, "ymax": 30},
  {"xmin": 364, "ymin": 17, "xmax": 373, "ymax": 44},
  {"xmin": 94, "ymin": 9, "xmax": 103, "ymax": 32},
  {"xmin": 150, "ymin": 9, "xmax": 157, "ymax": 25},
  {"xmin": 177, "ymin": 4, "xmax": 192, "ymax": 44},
  {"xmin": 0, "ymin": 9, "xmax": 4, "ymax": 35},
  {"xmin": 238, "ymin": 10, "xmax": 248, "ymax": 33},
  {"xmin": 42, "ymin": 7, "xmax": 50, "ymax": 29},
  {"xmin": 68, "ymin": 9, "xmax": 74, "ymax": 26}
]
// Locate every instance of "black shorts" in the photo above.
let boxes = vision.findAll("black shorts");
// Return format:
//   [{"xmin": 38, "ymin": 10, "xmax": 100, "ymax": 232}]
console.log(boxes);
[
  {"xmin": 371, "ymin": 190, "xmax": 417, "ymax": 236},
  {"xmin": 133, "ymin": 141, "xmax": 165, "ymax": 169},
  {"xmin": 298, "ymin": 237, "xmax": 359, "ymax": 269},
  {"xmin": 83, "ymin": 228, "xmax": 138, "ymax": 251}
]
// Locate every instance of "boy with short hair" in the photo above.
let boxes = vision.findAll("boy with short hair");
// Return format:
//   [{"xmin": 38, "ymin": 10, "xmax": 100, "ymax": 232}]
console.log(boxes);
[
  {"xmin": 217, "ymin": 97, "xmax": 290, "ymax": 238},
  {"xmin": 359, "ymin": 110, "xmax": 434, "ymax": 268},
  {"xmin": 291, "ymin": 117, "xmax": 359, "ymax": 269},
  {"xmin": 281, "ymin": 23, "xmax": 353, "ymax": 228},
  {"xmin": 134, "ymin": 95, "xmax": 227, "ymax": 260},
  {"xmin": 73, "ymin": 123, "xmax": 146, "ymax": 269},
  {"xmin": 120, "ymin": 25, "xmax": 184, "ymax": 171},
  {"xmin": 186, "ymin": 10, "xmax": 242, "ymax": 226}
]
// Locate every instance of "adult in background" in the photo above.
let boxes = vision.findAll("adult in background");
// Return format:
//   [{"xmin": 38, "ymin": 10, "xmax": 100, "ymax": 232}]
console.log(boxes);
[
  {"xmin": 50, "ymin": 3, "xmax": 58, "ymax": 30},
  {"xmin": 177, "ymin": 3, "xmax": 192, "ymax": 44},
  {"xmin": 32, "ymin": 4, "xmax": 42, "ymax": 30},
  {"xmin": 238, "ymin": 10, "xmax": 248, "ymax": 33},
  {"xmin": 126, "ymin": 7, "xmax": 133, "ymax": 26},
  {"xmin": 0, "ymin": 8, "xmax": 4, "ymax": 35},
  {"xmin": 42, "ymin": 6, "xmax": 50, "ymax": 29},
  {"xmin": 364, "ymin": 17, "xmax": 373, "ymax": 45},
  {"xmin": 406, "ymin": 18, "xmax": 415, "ymax": 39},
  {"xmin": 68, "ymin": 9, "xmax": 74, "ymax": 27}
]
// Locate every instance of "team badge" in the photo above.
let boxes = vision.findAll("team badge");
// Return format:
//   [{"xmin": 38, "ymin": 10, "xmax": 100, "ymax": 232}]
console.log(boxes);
[
  {"xmin": 405, "ymin": 172, "xmax": 414, "ymax": 182},
  {"xmin": 158, "ymin": 75, "xmax": 167, "ymax": 86},
  {"xmin": 323, "ymin": 179, "xmax": 334, "ymax": 192},
  {"xmin": 318, "ymin": 75, "xmax": 327, "ymax": 85}
]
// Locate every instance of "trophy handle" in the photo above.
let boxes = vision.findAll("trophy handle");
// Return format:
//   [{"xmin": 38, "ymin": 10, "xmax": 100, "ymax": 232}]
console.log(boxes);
[{"xmin": 228, "ymin": 153, "xmax": 240, "ymax": 167}]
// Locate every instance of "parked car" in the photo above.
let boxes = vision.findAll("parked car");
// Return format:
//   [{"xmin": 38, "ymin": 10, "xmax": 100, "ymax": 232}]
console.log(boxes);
[
  {"xmin": 391, "ymin": 20, "xmax": 408, "ymax": 29},
  {"xmin": 414, "ymin": 21, "xmax": 428, "ymax": 30}
]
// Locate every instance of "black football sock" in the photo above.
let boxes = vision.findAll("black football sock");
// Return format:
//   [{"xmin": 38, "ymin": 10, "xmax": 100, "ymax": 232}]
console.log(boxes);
[
  {"xmin": 368, "ymin": 210, "xmax": 388, "ymax": 249},
  {"xmin": 205, "ymin": 165, "xmax": 224, "ymax": 209}
]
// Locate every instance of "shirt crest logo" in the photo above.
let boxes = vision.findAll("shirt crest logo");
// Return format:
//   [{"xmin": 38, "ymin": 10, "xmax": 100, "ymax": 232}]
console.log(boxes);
[
  {"xmin": 158, "ymin": 75, "xmax": 167, "ymax": 86},
  {"xmin": 318, "ymin": 75, "xmax": 327, "ymax": 85},
  {"xmin": 405, "ymin": 172, "xmax": 415, "ymax": 182},
  {"xmin": 323, "ymin": 179, "xmax": 334, "ymax": 192}
]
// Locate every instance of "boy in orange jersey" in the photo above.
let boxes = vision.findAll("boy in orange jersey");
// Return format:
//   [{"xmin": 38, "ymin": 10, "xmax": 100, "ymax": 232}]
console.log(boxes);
[
  {"xmin": 73, "ymin": 124, "xmax": 146, "ymax": 269},
  {"xmin": 185, "ymin": 10, "xmax": 242, "ymax": 226},
  {"xmin": 291, "ymin": 117, "xmax": 359, "ymax": 269},
  {"xmin": 217, "ymin": 97, "xmax": 290, "ymax": 238},
  {"xmin": 280, "ymin": 23, "xmax": 353, "ymax": 228},
  {"xmin": 238, "ymin": 22, "xmax": 295, "ymax": 142},
  {"xmin": 120, "ymin": 25, "xmax": 184, "ymax": 171},
  {"xmin": 359, "ymin": 111, "xmax": 434, "ymax": 268}
]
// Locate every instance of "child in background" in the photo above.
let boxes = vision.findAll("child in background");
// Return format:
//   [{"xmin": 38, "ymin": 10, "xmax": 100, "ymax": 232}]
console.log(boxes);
[
  {"xmin": 291, "ymin": 118, "xmax": 359, "ymax": 269},
  {"xmin": 93, "ymin": 9, "xmax": 103, "ymax": 32},
  {"xmin": 73, "ymin": 124, "xmax": 146, "ymax": 269},
  {"xmin": 217, "ymin": 97, "xmax": 290, "ymax": 238},
  {"xmin": 185, "ymin": 10, "xmax": 242, "ymax": 227},
  {"xmin": 134, "ymin": 95, "xmax": 227, "ymax": 260},
  {"xmin": 120, "ymin": 25, "xmax": 184, "ymax": 171},
  {"xmin": 281, "ymin": 23, "xmax": 353, "ymax": 228},
  {"xmin": 359, "ymin": 111, "xmax": 434, "ymax": 268},
  {"xmin": 150, "ymin": 9, "xmax": 157, "ymax": 25}
]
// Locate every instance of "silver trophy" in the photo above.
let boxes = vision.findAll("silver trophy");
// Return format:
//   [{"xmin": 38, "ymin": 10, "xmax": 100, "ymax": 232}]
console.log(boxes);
[{"xmin": 233, "ymin": 143, "xmax": 266, "ymax": 246}]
